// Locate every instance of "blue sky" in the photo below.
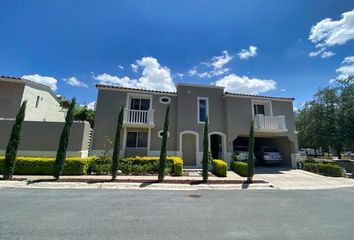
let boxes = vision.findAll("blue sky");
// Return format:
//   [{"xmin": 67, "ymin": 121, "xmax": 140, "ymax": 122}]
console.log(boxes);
[{"xmin": 1, "ymin": 0, "xmax": 354, "ymax": 109}]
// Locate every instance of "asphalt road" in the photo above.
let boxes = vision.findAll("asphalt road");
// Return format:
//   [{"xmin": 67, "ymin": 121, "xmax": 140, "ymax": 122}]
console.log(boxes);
[{"xmin": 1, "ymin": 187, "xmax": 354, "ymax": 240}]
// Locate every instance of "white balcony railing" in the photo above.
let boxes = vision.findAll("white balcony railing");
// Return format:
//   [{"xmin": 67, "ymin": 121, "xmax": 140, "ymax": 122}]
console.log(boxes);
[
  {"xmin": 254, "ymin": 115, "xmax": 287, "ymax": 132},
  {"xmin": 123, "ymin": 108, "xmax": 155, "ymax": 127}
]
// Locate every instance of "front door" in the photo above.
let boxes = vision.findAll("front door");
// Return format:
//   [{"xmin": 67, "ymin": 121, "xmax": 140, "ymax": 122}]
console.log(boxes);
[{"xmin": 182, "ymin": 134, "xmax": 196, "ymax": 166}]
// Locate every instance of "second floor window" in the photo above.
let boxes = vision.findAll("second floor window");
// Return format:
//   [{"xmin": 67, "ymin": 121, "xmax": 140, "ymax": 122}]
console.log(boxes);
[
  {"xmin": 35, "ymin": 96, "xmax": 40, "ymax": 108},
  {"xmin": 254, "ymin": 104, "xmax": 265, "ymax": 115},
  {"xmin": 198, "ymin": 97, "xmax": 209, "ymax": 123},
  {"xmin": 126, "ymin": 132, "xmax": 148, "ymax": 148},
  {"xmin": 130, "ymin": 98, "xmax": 150, "ymax": 111}
]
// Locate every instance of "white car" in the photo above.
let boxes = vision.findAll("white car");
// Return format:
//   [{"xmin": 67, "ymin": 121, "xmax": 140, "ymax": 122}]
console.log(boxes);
[
  {"xmin": 256, "ymin": 146, "xmax": 283, "ymax": 164},
  {"xmin": 233, "ymin": 146, "xmax": 249, "ymax": 161}
]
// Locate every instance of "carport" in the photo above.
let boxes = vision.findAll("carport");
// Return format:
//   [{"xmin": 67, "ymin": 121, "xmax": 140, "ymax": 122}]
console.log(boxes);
[{"xmin": 233, "ymin": 136, "xmax": 293, "ymax": 167}]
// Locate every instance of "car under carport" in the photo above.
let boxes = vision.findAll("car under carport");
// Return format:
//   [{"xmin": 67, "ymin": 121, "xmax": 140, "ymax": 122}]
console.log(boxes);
[{"xmin": 233, "ymin": 136, "xmax": 294, "ymax": 167}]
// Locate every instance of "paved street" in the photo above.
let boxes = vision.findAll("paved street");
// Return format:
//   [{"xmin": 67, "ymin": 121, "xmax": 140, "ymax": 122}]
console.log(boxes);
[{"xmin": 1, "ymin": 187, "xmax": 354, "ymax": 240}]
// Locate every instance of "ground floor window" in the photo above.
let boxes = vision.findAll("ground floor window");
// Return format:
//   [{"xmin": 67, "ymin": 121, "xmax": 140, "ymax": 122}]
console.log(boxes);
[{"xmin": 126, "ymin": 131, "xmax": 148, "ymax": 148}]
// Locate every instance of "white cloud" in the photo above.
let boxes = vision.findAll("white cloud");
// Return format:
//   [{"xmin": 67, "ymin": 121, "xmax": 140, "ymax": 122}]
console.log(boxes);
[
  {"xmin": 188, "ymin": 50, "xmax": 233, "ymax": 78},
  {"xmin": 309, "ymin": 9, "xmax": 354, "ymax": 48},
  {"xmin": 309, "ymin": 48, "xmax": 335, "ymax": 58},
  {"xmin": 321, "ymin": 51, "xmax": 335, "ymax": 58},
  {"xmin": 213, "ymin": 74, "xmax": 277, "ymax": 95},
  {"xmin": 238, "ymin": 46, "xmax": 257, "ymax": 59},
  {"xmin": 176, "ymin": 73, "xmax": 184, "ymax": 78},
  {"xmin": 131, "ymin": 63, "xmax": 139, "ymax": 72},
  {"xmin": 63, "ymin": 77, "xmax": 88, "ymax": 88},
  {"xmin": 280, "ymin": 88, "xmax": 286, "ymax": 92},
  {"xmin": 87, "ymin": 101, "xmax": 96, "ymax": 110},
  {"xmin": 94, "ymin": 57, "xmax": 176, "ymax": 92},
  {"xmin": 336, "ymin": 55, "xmax": 354, "ymax": 79},
  {"xmin": 342, "ymin": 56, "xmax": 354, "ymax": 64},
  {"xmin": 22, "ymin": 74, "xmax": 58, "ymax": 91},
  {"xmin": 118, "ymin": 65, "xmax": 124, "ymax": 70}
]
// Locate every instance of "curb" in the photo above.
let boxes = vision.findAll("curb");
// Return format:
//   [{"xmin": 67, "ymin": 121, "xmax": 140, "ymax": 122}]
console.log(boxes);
[{"xmin": 0, "ymin": 181, "xmax": 274, "ymax": 191}]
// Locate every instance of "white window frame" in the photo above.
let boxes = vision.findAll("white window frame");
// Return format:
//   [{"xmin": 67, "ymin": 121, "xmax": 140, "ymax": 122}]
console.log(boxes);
[
  {"xmin": 251, "ymin": 99, "xmax": 273, "ymax": 117},
  {"xmin": 197, "ymin": 97, "xmax": 209, "ymax": 124},
  {"xmin": 126, "ymin": 131, "xmax": 148, "ymax": 148},
  {"xmin": 159, "ymin": 96, "xmax": 171, "ymax": 104},
  {"xmin": 157, "ymin": 130, "xmax": 170, "ymax": 138}
]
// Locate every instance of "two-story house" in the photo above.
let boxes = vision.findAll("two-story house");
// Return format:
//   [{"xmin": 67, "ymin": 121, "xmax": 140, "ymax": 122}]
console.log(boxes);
[
  {"xmin": 91, "ymin": 83, "xmax": 299, "ymax": 168},
  {"xmin": 0, "ymin": 76, "xmax": 65, "ymax": 122}
]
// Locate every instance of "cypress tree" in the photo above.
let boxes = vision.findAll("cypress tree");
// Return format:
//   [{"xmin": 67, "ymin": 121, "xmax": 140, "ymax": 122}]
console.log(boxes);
[
  {"xmin": 202, "ymin": 117, "xmax": 209, "ymax": 182},
  {"xmin": 247, "ymin": 120, "xmax": 255, "ymax": 183},
  {"xmin": 3, "ymin": 101, "xmax": 27, "ymax": 179},
  {"xmin": 158, "ymin": 105, "xmax": 170, "ymax": 182},
  {"xmin": 53, "ymin": 98, "xmax": 76, "ymax": 180},
  {"xmin": 111, "ymin": 105, "xmax": 124, "ymax": 180}
]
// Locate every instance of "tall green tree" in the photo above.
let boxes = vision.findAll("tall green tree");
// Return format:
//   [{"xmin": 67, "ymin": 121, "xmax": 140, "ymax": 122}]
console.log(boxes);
[
  {"xmin": 158, "ymin": 105, "xmax": 170, "ymax": 182},
  {"xmin": 74, "ymin": 105, "xmax": 95, "ymax": 128},
  {"xmin": 111, "ymin": 106, "xmax": 124, "ymax": 180},
  {"xmin": 53, "ymin": 98, "xmax": 76, "ymax": 180},
  {"xmin": 296, "ymin": 79, "xmax": 354, "ymax": 158},
  {"xmin": 3, "ymin": 101, "xmax": 27, "ymax": 179},
  {"xmin": 247, "ymin": 120, "xmax": 255, "ymax": 183},
  {"xmin": 202, "ymin": 117, "xmax": 209, "ymax": 182}
]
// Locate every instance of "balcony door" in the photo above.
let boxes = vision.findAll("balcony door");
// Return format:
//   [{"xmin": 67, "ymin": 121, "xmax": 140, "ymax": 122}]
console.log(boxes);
[{"xmin": 130, "ymin": 98, "xmax": 150, "ymax": 111}]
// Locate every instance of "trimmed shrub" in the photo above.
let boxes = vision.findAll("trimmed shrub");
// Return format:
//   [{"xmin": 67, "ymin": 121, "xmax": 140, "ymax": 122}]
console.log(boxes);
[
  {"xmin": 120, "ymin": 156, "xmax": 183, "ymax": 176},
  {"xmin": 89, "ymin": 157, "xmax": 112, "ymax": 174},
  {"xmin": 0, "ymin": 156, "xmax": 94, "ymax": 175},
  {"xmin": 232, "ymin": 161, "xmax": 248, "ymax": 177},
  {"xmin": 211, "ymin": 159, "xmax": 227, "ymax": 177},
  {"xmin": 303, "ymin": 162, "xmax": 342, "ymax": 177},
  {"xmin": 111, "ymin": 105, "xmax": 124, "ymax": 180},
  {"xmin": 158, "ymin": 105, "xmax": 170, "ymax": 182}
]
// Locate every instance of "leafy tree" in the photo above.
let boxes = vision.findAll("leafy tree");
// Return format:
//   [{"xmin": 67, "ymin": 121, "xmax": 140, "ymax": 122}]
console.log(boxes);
[
  {"xmin": 3, "ymin": 101, "xmax": 27, "ymax": 179},
  {"xmin": 202, "ymin": 117, "xmax": 209, "ymax": 182},
  {"xmin": 296, "ymin": 76, "xmax": 354, "ymax": 158},
  {"xmin": 57, "ymin": 96, "xmax": 95, "ymax": 127},
  {"xmin": 158, "ymin": 105, "xmax": 170, "ymax": 182},
  {"xmin": 247, "ymin": 120, "xmax": 255, "ymax": 183},
  {"xmin": 111, "ymin": 106, "xmax": 124, "ymax": 180},
  {"xmin": 53, "ymin": 98, "xmax": 76, "ymax": 180},
  {"xmin": 74, "ymin": 105, "xmax": 95, "ymax": 127}
]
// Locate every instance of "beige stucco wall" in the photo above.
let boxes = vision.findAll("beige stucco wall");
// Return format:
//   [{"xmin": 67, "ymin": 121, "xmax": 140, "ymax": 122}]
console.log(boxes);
[
  {"xmin": 92, "ymin": 88, "xmax": 178, "ymax": 155},
  {"xmin": 21, "ymin": 84, "xmax": 65, "ymax": 122},
  {"xmin": 91, "ymin": 85, "xmax": 299, "ymax": 167},
  {"xmin": 0, "ymin": 120, "xmax": 90, "ymax": 157},
  {"xmin": 0, "ymin": 81, "xmax": 25, "ymax": 119},
  {"xmin": 176, "ymin": 85, "xmax": 226, "ymax": 152}
]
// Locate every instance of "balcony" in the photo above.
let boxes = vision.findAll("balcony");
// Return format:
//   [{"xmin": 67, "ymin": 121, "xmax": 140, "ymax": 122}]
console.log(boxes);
[
  {"xmin": 123, "ymin": 108, "xmax": 155, "ymax": 128},
  {"xmin": 253, "ymin": 115, "xmax": 287, "ymax": 132}
]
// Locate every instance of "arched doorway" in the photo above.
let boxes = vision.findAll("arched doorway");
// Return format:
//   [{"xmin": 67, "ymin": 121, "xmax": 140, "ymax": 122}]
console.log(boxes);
[
  {"xmin": 180, "ymin": 131, "xmax": 198, "ymax": 166},
  {"xmin": 209, "ymin": 132, "xmax": 226, "ymax": 160}
]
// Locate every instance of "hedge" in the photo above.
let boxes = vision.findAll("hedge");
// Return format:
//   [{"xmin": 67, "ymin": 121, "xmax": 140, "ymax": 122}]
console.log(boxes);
[
  {"xmin": 211, "ymin": 159, "xmax": 227, "ymax": 177},
  {"xmin": 231, "ymin": 161, "xmax": 248, "ymax": 177},
  {"xmin": 303, "ymin": 162, "xmax": 343, "ymax": 177},
  {"xmin": 0, "ymin": 156, "xmax": 94, "ymax": 175},
  {"xmin": 120, "ymin": 156, "xmax": 183, "ymax": 176}
]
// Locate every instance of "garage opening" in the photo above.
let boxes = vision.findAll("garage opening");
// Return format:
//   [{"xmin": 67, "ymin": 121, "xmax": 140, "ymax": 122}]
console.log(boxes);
[{"xmin": 232, "ymin": 136, "xmax": 292, "ymax": 167}]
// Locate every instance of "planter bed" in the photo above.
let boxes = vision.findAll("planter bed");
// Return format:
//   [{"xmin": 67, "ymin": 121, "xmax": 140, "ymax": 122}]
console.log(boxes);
[{"xmin": 23, "ymin": 178, "xmax": 268, "ymax": 184}]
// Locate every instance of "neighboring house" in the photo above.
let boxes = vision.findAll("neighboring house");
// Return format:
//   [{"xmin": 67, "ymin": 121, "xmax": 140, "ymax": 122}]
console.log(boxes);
[
  {"xmin": 0, "ymin": 76, "xmax": 65, "ymax": 122},
  {"xmin": 91, "ymin": 83, "xmax": 299, "ymax": 168}
]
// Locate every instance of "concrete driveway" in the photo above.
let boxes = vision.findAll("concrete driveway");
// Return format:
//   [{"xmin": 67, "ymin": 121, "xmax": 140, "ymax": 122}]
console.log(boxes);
[{"xmin": 255, "ymin": 167, "xmax": 354, "ymax": 190}]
